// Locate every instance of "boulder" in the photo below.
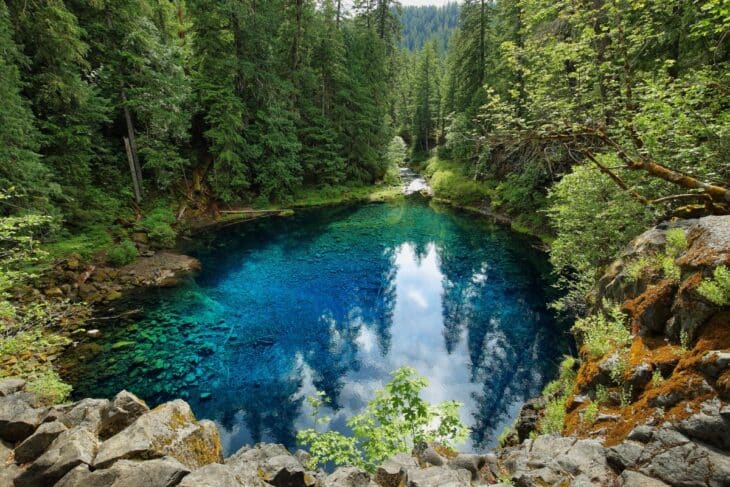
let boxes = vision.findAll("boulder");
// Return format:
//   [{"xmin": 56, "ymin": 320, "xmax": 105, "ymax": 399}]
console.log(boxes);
[
  {"xmin": 413, "ymin": 443, "xmax": 445, "ymax": 467},
  {"xmin": 94, "ymin": 400, "xmax": 222, "ymax": 470},
  {"xmin": 56, "ymin": 456, "xmax": 190, "ymax": 487},
  {"xmin": 324, "ymin": 466, "xmax": 372, "ymax": 487},
  {"xmin": 259, "ymin": 453, "xmax": 311, "ymax": 487},
  {"xmin": 405, "ymin": 466, "xmax": 471, "ymax": 486},
  {"xmin": 58, "ymin": 398, "xmax": 110, "ymax": 435},
  {"xmin": 0, "ymin": 394, "xmax": 45, "ymax": 443},
  {"xmin": 178, "ymin": 463, "xmax": 243, "ymax": 487},
  {"xmin": 374, "ymin": 453, "xmax": 418, "ymax": 487},
  {"xmin": 639, "ymin": 435, "xmax": 730, "ymax": 487},
  {"xmin": 698, "ymin": 351, "xmax": 730, "ymax": 378},
  {"xmin": 514, "ymin": 397, "xmax": 545, "ymax": 442},
  {"xmin": 447, "ymin": 453, "xmax": 486, "ymax": 480},
  {"xmin": 14, "ymin": 426, "xmax": 98, "ymax": 487},
  {"xmin": 225, "ymin": 443, "xmax": 296, "ymax": 487},
  {"xmin": 99, "ymin": 390, "xmax": 149, "ymax": 439},
  {"xmin": 676, "ymin": 398, "xmax": 730, "ymax": 450},
  {"xmin": 675, "ymin": 215, "xmax": 730, "ymax": 270},
  {"xmin": 619, "ymin": 470, "xmax": 670, "ymax": 487},
  {"xmin": 0, "ymin": 379, "xmax": 26, "ymax": 397},
  {"xmin": 14, "ymin": 420, "xmax": 68, "ymax": 464}
]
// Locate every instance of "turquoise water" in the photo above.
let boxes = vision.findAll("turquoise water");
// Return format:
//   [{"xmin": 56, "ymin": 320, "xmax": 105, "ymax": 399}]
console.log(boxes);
[{"xmin": 66, "ymin": 199, "xmax": 569, "ymax": 455}]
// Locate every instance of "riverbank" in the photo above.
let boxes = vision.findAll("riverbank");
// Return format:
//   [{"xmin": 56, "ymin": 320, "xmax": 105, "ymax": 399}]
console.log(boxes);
[{"xmin": 417, "ymin": 155, "xmax": 554, "ymax": 247}]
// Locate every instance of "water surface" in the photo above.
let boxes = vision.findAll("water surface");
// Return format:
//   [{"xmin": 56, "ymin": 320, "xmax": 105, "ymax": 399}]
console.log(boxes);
[{"xmin": 66, "ymin": 199, "xmax": 568, "ymax": 455}]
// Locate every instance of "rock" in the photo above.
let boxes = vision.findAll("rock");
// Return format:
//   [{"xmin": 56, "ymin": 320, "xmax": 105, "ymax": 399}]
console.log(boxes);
[
  {"xmin": 596, "ymin": 413, "xmax": 621, "ymax": 422},
  {"xmin": 619, "ymin": 470, "xmax": 670, "ymax": 487},
  {"xmin": 59, "ymin": 398, "xmax": 110, "ymax": 435},
  {"xmin": 374, "ymin": 453, "xmax": 418, "ymax": 487},
  {"xmin": 625, "ymin": 280, "xmax": 676, "ymax": 336},
  {"xmin": 413, "ymin": 443, "xmax": 445, "ymax": 467},
  {"xmin": 0, "ymin": 462, "xmax": 21, "ymax": 487},
  {"xmin": 14, "ymin": 420, "xmax": 68, "ymax": 464},
  {"xmin": 258, "ymin": 453, "xmax": 310, "ymax": 487},
  {"xmin": 178, "ymin": 463, "xmax": 243, "ymax": 487},
  {"xmin": 514, "ymin": 397, "xmax": 545, "ymax": 442},
  {"xmin": 675, "ymin": 215, "xmax": 730, "ymax": 270},
  {"xmin": 676, "ymin": 398, "xmax": 730, "ymax": 450},
  {"xmin": 639, "ymin": 434, "xmax": 730, "ymax": 487},
  {"xmin": 607, "ymin": 441, "xmax": 644, "ymax": 470},
  {"xmin": 99, "ymin": 390, "xmax": 149, "ymax": 439},
  {"xmin": 627, "ymin": 363, "xmax": 653, "ymax": 391},
  {"xmin": 667, "ymin": 273, "xmax": 717, "ymax": 343},
  {"xmin": 294, "ymin": 449, "xmax": 311, "ymax": 468},
  {"xmin": 324, "ymin": 467, "xmax": 372, "ymax": 487},
  {"xmin": 131, "ymin": 232, "xmax": 149, "ymax": 244},
  {"xmin": 405, "ymin": 466, "xmax": 471, "ymax": 486},
  {"xmin": 225, "ymin": 443, "xmax": 308, "ymax": 486},
  {"xmin": 0, "ymin": 379, "xmax": 26, "ymax": 397},
  {"xmin": 699, "ymin": 351, "xmax": 730, "ymax": 378},
  {"xmin": 447, "ymin": 453, "xmax": 485, "ymax": 480},
  {"xmin": 44, "ymin": 287, "xmax": 64, "ymax": 296},
  {"xmin": 626, "ymin": 425, "xmax": 654, "ymax": 443},
  {"xmin": 86, "ymin": 329, "xmax": 101, "ymax": 338},
  {"xmin": 0, "ymin": 394, "xmax": 45, "ymax": 443},
  {"xmin": 14, "ymin": 426, "xmax": 99, "ymax": 487},
  {"xmin": 94, "ymin": 400, "xmax": 222, "ymax": 470},
  {"xmin": 56, "ymin": 456, "xmax": 190, "ymax": 487}
]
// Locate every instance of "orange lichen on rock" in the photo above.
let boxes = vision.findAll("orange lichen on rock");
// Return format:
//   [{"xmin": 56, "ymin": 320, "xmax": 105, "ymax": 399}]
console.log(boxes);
[{"xmin": 622, "ymin": 280, "xmax": 676, "ymax": 336}]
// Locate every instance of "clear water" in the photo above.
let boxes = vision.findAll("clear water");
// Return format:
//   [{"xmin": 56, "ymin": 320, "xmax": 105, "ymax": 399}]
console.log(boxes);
[{"xmin": 65, "ymin": 199, "xmax": 569, "ymax": 455}]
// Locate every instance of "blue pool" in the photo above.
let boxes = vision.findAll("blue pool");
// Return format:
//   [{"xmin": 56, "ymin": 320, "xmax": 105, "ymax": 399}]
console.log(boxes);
[{"xmin": 65, "ymin": 199, "xmax": 569, "ymax": 455}]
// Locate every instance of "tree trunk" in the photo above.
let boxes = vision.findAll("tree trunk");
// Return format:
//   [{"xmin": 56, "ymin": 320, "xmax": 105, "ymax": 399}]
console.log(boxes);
[
  {"xmin": 121, "ymin": 88, "xmax": 143, "ymax": 197},
  {"xmin": 124, "ymin": 137, "xmax": 141, "ymax": 203}
]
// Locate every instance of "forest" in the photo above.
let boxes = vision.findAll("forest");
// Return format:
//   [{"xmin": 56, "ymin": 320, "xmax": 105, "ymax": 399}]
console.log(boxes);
[{"xmin": 0, "ymin": 0, "xmax": 729, "ymax": 482}]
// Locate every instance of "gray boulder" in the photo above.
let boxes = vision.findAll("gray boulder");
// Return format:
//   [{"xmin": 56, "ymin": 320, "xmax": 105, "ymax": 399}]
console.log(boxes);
[
  {"xmin": 58, "ymin": 398, "xmax": 110, "ymax": 435},
  {"xmin": 99, "ymin": 390, "xmax": 149, "ymax": 439},
  {"xmin": 178, "ymin": 464, "xmax": 243, "ymax": 487},
  {"xmin": 413, "ymin": 443, "xmax": 445, "ymax": 467},
  {"xmin": 324, "ymin": 466, "xmax": 372, "ymax": 487},
  {"xmin": 0, "ymin": 394, "xmax": 45, "ymax": 443},
  {"xmin": 14, "ymin": 420, "xmax": 68, "ymax": 464},
  {"xmin": 447, "ymin": 453, "xmax": 486, "ymax": 480},
  {"xmin": 676, "ymin": 398, "xmax": 730, "ymax": 450},
  {"xmin": 94, "ymin": 400, "xmax": 222, "ymax": 470},
  {"xmin": 226, "ymin": 443, "xmax": 301, "ymax": 487},
  {"xmin": 0, "ymin": 379, "xmax": 26, "ymax": 397},
  {"xmin": 698, "ymin": 351, "xmax": 730, "ymax": 378},
  {"xmin": 405, "ymin": 466, "xmax": 471, "ymax": 486},
  {"xmin": 259, "ymin": 453, "xmax": 311, "ymax": 487},
  {"xmin": 374, "ymin": 453, "xmax": 418, "ymax": 487},
  {"xmin": 639, "ymin": 437, "xmax": 730, "ymax": 487},
  {"xmin": 619, "ymin": 470, "xmax": 670, "ymax": 487},
  {"xmin": 56, "ymin": 456, "xmax": 190, "ymax": 487},
  {"xmin": 13, "ymin": 426, "xmax": 98, "ymax": 487}
]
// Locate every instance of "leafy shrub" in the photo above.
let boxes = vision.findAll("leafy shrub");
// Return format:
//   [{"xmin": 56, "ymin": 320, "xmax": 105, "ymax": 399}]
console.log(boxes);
[
  {"xmin": 107, "ymin": 240, "xmax": 138, "ymax": 267},
  {"xmin": 136, "ymin": 207, "xmax": 177, "ymax": 247},
  {"xmin": 651, "ymin": 369, "xmax": 663, "ymax": 387},
  {"xmin": 625, "ymin": 256, "xmax": 654, "ymax": 283},
  {"xmin": 538, "ymin": 356, "xmax": 577, "ymax": 435},
  {"xmin": 297, "ymin": 367, "xmax": 468, "ymax": 471},
  {"xmin": 26, "ymin": 369, "xmax": 72, "ymax": 405},
  {"xmin": 697, "ymin": 265, "xmax": 730, "ymax": 306},
  {"xmin": 583, "ymin": 401, "xmax": 599, "ymax": 425},
  {"xmin": 424, "ymin": 157, "xmax": 491, "ymax": 206},
  {"xmin": 541, "ymin": 395, "xmax": 568, "ymax": 435},
  {"xmin": 547, "ymin": 164, "xmax": 654, "ymax": 314},
  {"xmin": 595, "ymin": 385, "xmax": 609, "ymax": 405},
  {"xmin": 572, "ymin": 303, "xmax": 631, "ymax": 359}
]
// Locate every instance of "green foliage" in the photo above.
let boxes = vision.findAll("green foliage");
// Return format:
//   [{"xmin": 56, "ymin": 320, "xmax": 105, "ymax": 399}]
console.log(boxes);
[
  {"xmin": 697, "ymin": 265, "xmax": 730, "ymax": 306},
  {"xmin": 651, "ymin": 369, "xmax": 663, "ymax": 387},
  {"xmin": 572, "ymin": 303, "xmax": 631, "ymax": 359},
  {"xmin": 424, "ymin": 157, "xmax": 491, "ymax": 206},
  {"xmin": 547, "ymin": 165, "xmax": 654, "ymax": 314},
  {"xmin": 595, "ymin": 385, "xmax": 609, "ymax": 405},
  {"xmin": 46, "ymin": 226, "xmax": 113, "ymax": 260},
  {"xmin": 297, "ymin": 366, "xmax": 468, "ymax": 471},
  {"xmin": 583, "ymin": 402, "xmax": 599, "ymax": 425},
  {"xmin": 538, "ymin": 356, "xmax": 577, "ymax": 435},
  {"xmin": 26, "ymin": 369, "xmax": 72, "ymax": 406},
  {"xmin": 107, "ymin": 240, "xmax": 138, "ymax": 267},
  {"xmin": 135, "ymin": 207, "xmax": 176, "ymax": 248},
  {"xmin": 609, "ymin": 352, "xmax": 630, "ymax": 385}
]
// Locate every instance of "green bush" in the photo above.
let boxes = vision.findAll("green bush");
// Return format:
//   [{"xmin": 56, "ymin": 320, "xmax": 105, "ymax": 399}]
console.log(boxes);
[
  {"xmin": 697, "ymin": 265, "xmax": 730, "ymax": 306},
  {"xmin": 136, "ymin": 207, "xmax": 177, "ymax": 247},
  {"xmin": 572, "ymin": 303, "xmax": 631, "ymax": 359},
  {"xmin": 582, "ymin": 401, "xmax": 599, "ymax": 425},
  {"xmin": 297, "ymin": 367, "xmax": 468, "ymax": 472},
  {"xmin": 424, "ymin": 157, "xmax": 491, "ymax": 206},
  {"xmin": 26, "ymin": 369, "xmax": 72, "ymax": 405},
  {"xmin": 538, "ymin": 356, "xmax": 577, "ymax": 435},
  {"xmin": 107, "ymin": 240, "xmax": 138, "ymax": 267}
]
